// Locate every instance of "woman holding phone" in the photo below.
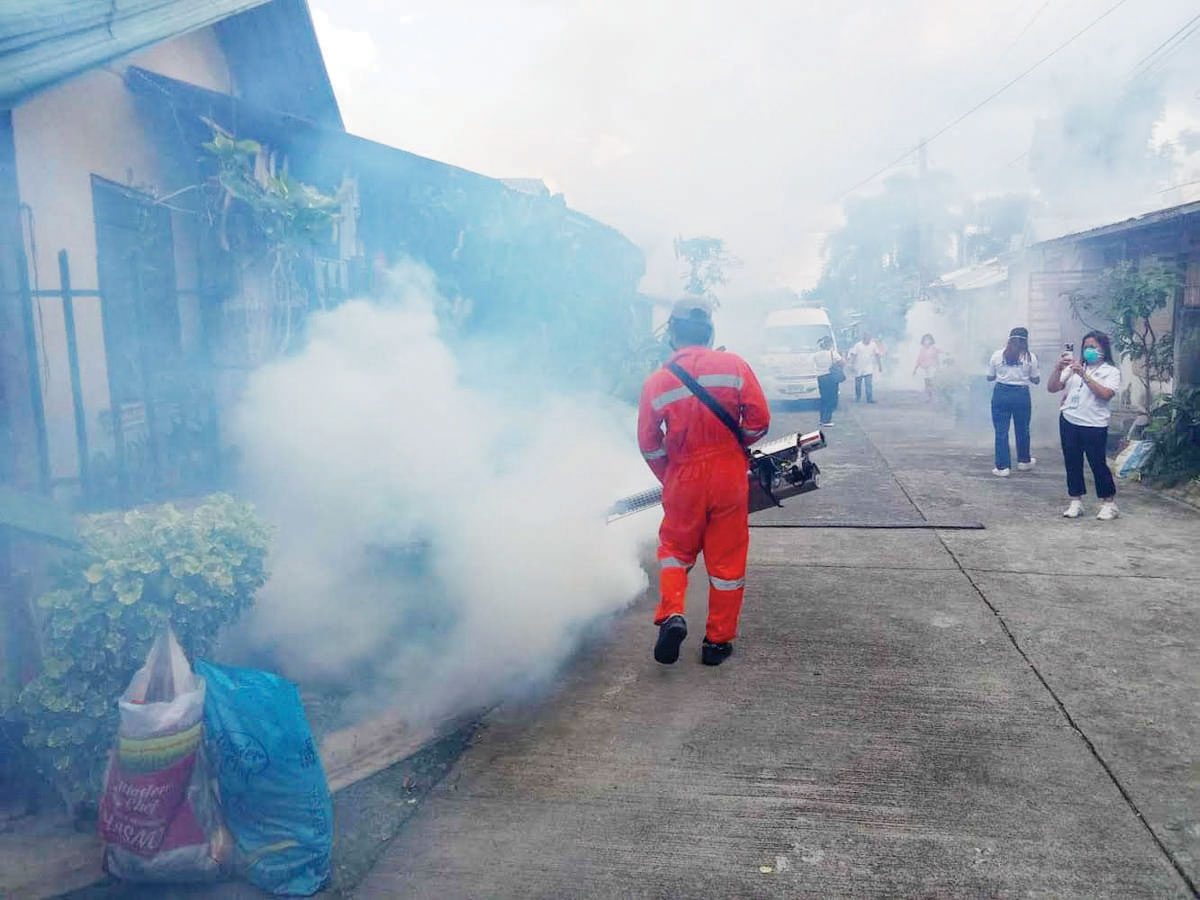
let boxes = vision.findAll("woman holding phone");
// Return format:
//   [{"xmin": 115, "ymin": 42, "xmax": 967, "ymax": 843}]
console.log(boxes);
[{"xmin": 1047, "ymin": 331, "xmax": 1122, "ymax": 520}]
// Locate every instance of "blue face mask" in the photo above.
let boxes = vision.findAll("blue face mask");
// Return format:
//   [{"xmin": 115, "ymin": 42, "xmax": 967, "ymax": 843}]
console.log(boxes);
[{"xmin": 1082, "ymin": 347, "xmax": 1101, "ymax": 364}]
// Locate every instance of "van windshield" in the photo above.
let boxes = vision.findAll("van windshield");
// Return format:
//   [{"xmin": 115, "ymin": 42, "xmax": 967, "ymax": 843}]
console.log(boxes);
[{"xmin": 766, "ymin": 324, "xmax": 832, "ymax": 353}]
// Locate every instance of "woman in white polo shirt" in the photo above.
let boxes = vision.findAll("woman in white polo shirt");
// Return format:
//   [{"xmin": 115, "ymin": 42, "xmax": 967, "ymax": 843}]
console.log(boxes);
[
  {"xmin": 987, "ymin": 326, "xmax": 1040, "ymax": 476},
  {"xmin": 1047, "ymin": 330, "xmax": 1122, "ymax": 520}
]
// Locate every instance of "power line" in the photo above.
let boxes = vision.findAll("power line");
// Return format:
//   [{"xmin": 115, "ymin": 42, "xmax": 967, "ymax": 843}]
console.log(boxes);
[
  {"xmin": 1128, "ymin": 11, "xmax": 1200, "ymax": 79},
  {"xmin": 1132, "ymin": 17, "xmax": 1200, "ymax": 83},
  {"xmin": 1003, "ymin": 0, "xmax": 1054, "ymax": 56},
  {"xmin": 1156, "ymin": 177, "xmax": 1200, "ymax": 194},
  {"xmin": 834, "ymin": 0, "xmax": 1133, "ymax": 202}
]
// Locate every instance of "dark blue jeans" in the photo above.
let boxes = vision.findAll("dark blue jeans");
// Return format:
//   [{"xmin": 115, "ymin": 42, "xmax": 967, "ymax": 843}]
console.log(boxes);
[{"xmin": 991, "ymin": 383, "xmax": 1031, "ymax": 470}]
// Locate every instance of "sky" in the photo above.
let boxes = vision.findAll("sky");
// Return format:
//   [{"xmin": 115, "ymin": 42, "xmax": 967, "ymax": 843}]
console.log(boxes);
[{"xmin": 308, "ymin": 0, "xmax": 1200, "ymax": 295}]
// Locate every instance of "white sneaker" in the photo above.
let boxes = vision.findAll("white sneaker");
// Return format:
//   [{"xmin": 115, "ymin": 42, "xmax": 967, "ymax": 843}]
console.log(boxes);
[
  {"xmin": 992, "ymin": 468, "xmax": 1011, "ymax": 477},
  {"xmin": 1063, "ymin": 500, "xmax": 1083, "ymax": 518},
  {"xmin": 820, "ymin": 422, "xmax": 834, "ymax": 427},
  {"xmin": 1096, "ymin": 502, "xmax": 1119, "ymax": 520},
  {"xmin": 1017, "ymin": 458, "xmax": 1036, "ymax": 471}
]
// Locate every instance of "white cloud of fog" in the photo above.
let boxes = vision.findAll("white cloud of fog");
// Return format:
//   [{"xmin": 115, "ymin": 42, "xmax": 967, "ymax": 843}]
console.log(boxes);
[
  {"xmin": 229, "ymin": 263, "xmax": 657, "ymax": 723},
  {"xmin": 311, "ymin": 0, "xmax": 1200, "ymax": 297}
]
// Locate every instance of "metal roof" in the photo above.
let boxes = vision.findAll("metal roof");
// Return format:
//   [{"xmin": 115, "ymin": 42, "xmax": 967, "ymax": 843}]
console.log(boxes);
[
  {"xmin": 0, "ymin": 0, "xmax": 270, "ymax": 108},
  {"xmin": 932, "ymin": 257, "xmax": 1009, "ymax": 292},
  {"xmin": 125, "ymin": 67, "xmax": 640, "ymax": 257},
  {"xmin": 1034, "ymin": 200, "xmax": 1200, "ymax": 249}
]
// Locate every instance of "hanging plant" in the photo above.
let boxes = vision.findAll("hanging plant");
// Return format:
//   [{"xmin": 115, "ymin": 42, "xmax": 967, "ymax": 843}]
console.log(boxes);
[{"xmin": 201, "ymin": 122, "xmax": 341, "ymax": 360}]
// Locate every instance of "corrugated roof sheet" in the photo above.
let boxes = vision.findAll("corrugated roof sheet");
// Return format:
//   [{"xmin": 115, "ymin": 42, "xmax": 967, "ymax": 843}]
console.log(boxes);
[
  {"xmin": 1034, "ymin": 200, "xmax": 1200, "ymax": 249},
  {"xmin": 933, "ymin": 258, "xmax": 1009, "ymax": 292},
  {"xmin": 0, "ymin": 0, "xmax": 269, "ymax": 108}
]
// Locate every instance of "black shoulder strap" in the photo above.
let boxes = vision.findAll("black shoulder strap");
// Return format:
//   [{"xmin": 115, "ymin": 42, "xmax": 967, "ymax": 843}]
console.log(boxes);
[{"xmin": 665, "ymin": 361, "xmax": 745, "ymax": 447}]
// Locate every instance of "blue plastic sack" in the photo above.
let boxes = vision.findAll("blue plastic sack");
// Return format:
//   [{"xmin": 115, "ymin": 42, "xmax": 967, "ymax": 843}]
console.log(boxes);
[{"xmin": 195, "ymin": 661, "xmax": 332, "ymax": 896}]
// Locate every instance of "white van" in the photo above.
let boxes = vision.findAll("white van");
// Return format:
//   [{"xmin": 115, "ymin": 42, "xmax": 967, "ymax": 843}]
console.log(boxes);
[{"xmin": 760, "ymin": 307, "xmax": 837, "ymax": 403}]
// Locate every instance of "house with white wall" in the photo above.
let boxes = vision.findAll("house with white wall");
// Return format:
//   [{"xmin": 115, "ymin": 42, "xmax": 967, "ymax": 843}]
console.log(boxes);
[
  {"xmin": 1010, "ymin": 202, "xmax": 1200, "ymax": 414},
  {"xmin": 0, "ymin": 0, "xmax": 344, "ymax": 510}
]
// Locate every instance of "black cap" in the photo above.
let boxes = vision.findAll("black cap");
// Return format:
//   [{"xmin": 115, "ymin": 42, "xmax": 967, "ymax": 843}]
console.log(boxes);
[{"xmin": 1009, "ymin": 326, "xmax": 1029, "ymax": 340}]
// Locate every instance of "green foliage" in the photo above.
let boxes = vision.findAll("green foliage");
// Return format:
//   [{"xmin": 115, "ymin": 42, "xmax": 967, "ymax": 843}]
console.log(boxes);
[
  {"xmin": 813, "ymin": 172, "xmax": 959, "ymax": 337},
  {"xmin": 961, "ymin": 194, "xmax": 1035, "ymax": 262},
  {"xmin": 1145, "ymin": 388, "xmax": 1200, "ymax": 480},
  {"xmin": 612, "ymin": 323, "xmax": 672, "ymax": 403},
  {"xmin": 202, "ymin": 128, "xmax": 340, "ymax": 255},
  {"xmin": 812, "ymin": 174, "xmax": 1032, "ymax": 341},
  {"xmin": 674, "ymin": 235, "xmax": 736, "ymax": 298},
  {"xmin": 12, "ymin": 494, "xmax": 271, "ymax": 807},
  {"xmin": 1068, "ymin": 261, "xmax": 1179, "ymax": 410},
  {"xmin": 201, "ymin": 122, "xmax": 341, "ymax": 359}
]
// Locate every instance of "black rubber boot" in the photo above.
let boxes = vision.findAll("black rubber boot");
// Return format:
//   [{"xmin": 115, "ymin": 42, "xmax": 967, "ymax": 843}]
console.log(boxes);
[
  {"xmin": 701, "ymin": 639, "xmax": 733, "ymax": 666},
  {"xmin": 653, "ymin": 615, "xmax": 688, "ymax": 664}
]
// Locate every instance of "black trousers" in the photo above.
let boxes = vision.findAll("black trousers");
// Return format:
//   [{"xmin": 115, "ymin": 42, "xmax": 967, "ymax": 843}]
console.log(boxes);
[
  {"xmin": 817, "ymin": 373, "xmax": 839, "ymax": 423},
  {"xmin": 1059, "ymin": 414, "xmax": 1116, "ymax": 499}
]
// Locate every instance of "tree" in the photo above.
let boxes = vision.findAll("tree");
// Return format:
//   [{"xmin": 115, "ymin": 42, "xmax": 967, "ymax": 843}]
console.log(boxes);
[
  {"xmin": 811, "ymin": 171, "xmax": 962, "ymax": 338},
  {"xmin": 1068, "ymin": 261, "xmax": 1179, "ymax": 411},
  {"xmin": 961, "ymin": 194, "xmax": 1035, "ymax": 263},
  {"xmin": 811, "ymin": 165, "xmax": 1037, "ymax": 340},
  {"xmin": 674, "ymin": 235, "xmax": 737, "ymax": 298}
]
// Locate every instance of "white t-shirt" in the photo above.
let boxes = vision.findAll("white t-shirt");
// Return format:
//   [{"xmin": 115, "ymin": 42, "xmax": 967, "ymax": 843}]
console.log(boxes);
[
  {"xmin": 1060, "ymin": 362, "xmax": 1121, "ymax": 427},
  {"xmin": 849, "ymin": 341, "xmax": 881, "ymax": 376},
  {"xmin": 812, "ymin": 349, "xmax": 842, "ymax": 374},
  {"xmin": 987, "ymin": 350, "xmax": 1041, "ymax": 387}
]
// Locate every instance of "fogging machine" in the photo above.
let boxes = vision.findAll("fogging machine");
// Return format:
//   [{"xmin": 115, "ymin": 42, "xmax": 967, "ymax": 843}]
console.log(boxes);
[{"xmin": 607, "ymin": 430, "xmax": 825, "ymax": 522}]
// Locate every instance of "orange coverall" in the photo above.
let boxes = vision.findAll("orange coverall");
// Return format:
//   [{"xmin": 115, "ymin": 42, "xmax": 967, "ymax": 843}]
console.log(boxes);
[{"xmin": 637, "ymin": 345, "xmax": 770, "ymax": 644}]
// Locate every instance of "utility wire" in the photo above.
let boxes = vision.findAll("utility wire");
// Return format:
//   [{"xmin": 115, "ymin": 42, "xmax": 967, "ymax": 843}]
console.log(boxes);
[
  {"xmin": 1130, "ymin": 13, "xmax": 1200, "ymax": 81},
  {"xmin": 981, "ymin": 8, "xmax": 1200, "ymax": 187},
  {"xmin": 835, "ymin": 0, "xmax": 1132, "ymax": 201},
  {"xmin": 1003, "ymin": 0, "xmax": 1054, "ymax": 56},
  {"xmin": 1123, "ymin": 10, "xmax": 1200, "ymax": 80}
]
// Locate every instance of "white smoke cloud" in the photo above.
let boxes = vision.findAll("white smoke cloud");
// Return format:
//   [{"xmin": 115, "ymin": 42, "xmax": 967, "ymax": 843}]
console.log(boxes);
[
  {"xmin": 310, "ymin": 0, "xmax": 1200, "ymax": 293},
  {"xmin": 228, "ymin": 263, "xmax": 657, "ymax": 723}
]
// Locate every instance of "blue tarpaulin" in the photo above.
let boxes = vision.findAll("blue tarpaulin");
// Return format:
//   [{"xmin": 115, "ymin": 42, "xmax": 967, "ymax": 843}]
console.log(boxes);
[{"xmin": 196, "ymin": 660, "xmax": 333, "ymax": 896}]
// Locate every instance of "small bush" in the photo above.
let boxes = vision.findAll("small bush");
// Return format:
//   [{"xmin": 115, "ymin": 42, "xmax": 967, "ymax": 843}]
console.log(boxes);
[
  {"xmin": 1145, "ymin": 388, "xmax": 1200, "ymax": 482},
  {"xmin": 11, "ymin": 494, "xmax": 271, "ymax": 808}
]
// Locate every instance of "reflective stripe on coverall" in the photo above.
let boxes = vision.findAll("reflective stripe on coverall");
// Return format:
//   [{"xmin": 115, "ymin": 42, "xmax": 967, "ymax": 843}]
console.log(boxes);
[{"xmin": 636, "ymin": 345, "xmax": 770, "ymax": 644}]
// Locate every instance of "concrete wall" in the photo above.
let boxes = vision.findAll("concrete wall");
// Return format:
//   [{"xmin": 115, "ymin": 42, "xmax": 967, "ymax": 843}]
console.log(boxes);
[{"xmin": 10, "ymin": 29, "xmax": 231, "ymax": 490}]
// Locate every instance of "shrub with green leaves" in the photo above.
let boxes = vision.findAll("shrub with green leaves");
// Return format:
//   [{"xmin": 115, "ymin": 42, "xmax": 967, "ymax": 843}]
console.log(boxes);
[
  {"xmin": 1146, "ymin": 388, "xmax": 1200, "ymax": 481},
  {"xmin": 13, "ymin": 494, "xmax": 271, "ymax": 808}
]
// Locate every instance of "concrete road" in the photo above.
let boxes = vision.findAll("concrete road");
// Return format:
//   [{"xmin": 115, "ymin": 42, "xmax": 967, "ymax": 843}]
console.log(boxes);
[{"xmin": 360, "ymin": 390, "xmax": 1200, "ymax": 898}]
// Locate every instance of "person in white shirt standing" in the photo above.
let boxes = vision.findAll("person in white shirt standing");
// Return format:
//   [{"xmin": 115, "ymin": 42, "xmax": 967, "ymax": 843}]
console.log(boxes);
[
  {"xmin": 987, "ymin": 326, "xmax": 1040, "ymax": 477},
  {"xmin": 848, "ymin": 332, "xmax": 883, "ymax": 403},
  {"xmin": 1047, "ymin": 330, "xmax": 1122, "ymax": 520}
]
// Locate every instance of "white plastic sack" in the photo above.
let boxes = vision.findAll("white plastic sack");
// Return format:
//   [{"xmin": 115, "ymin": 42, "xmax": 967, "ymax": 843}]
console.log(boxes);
[
  {"xmin": 100, "ymin": 627, "xmax": 231, "ymax": 883},
  {"xmin": 1115, "ymin": 440, "xmax": 1155, "ymax": 478},
  {"xmin": 118, "ymin": 628, "xmax": 204, "ymax": 740}
]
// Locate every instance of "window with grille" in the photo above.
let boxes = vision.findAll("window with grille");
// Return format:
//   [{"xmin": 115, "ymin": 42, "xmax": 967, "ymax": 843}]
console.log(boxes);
[{"xmin": 1185, "ymin": 259, "xmax": 1200, "ymax": 308}]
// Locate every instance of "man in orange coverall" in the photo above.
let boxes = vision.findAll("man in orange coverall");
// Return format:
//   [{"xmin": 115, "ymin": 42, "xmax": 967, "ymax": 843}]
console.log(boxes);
[{"xmin": 637, "ymin": 298, "xmax": 770, "ymax": 666}]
